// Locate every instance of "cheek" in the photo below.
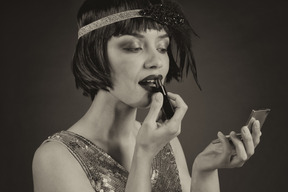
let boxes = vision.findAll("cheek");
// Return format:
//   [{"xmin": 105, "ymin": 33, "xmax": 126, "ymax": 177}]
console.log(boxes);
[
  {"xmin": 163, "ymin": 56, "xmax": 170, "ymax": 78},
  {"xmin": 109, "ymin": 52, "xmax": 141, "ymax": 80},
  {"xmin": 111, "ymin": 64, "xmax": 140, "ymax": 86},
  {"xmin": 110, "ymin": 60, "xmax": 135, "ymax": 84},
  {"xmin": 110, "ymin": 62, "xmax": 141, "ymax": 94}
]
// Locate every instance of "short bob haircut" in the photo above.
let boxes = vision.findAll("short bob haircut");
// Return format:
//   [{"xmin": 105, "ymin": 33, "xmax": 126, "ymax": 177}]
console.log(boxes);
[{"xmin": 72, "ymin": 0, "xmax": 201, "ymax": 99}]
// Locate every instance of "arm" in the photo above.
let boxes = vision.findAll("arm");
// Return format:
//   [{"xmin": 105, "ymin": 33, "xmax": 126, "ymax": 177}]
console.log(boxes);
[
  {"xmin": 191, "ymin": 161, "xmax": 220, "ymax": 192},
  {"xmin": 170, "ymin": 137, "xmax": 220, "ymax": 192},
  {"xmin": 125, "ymin": 146, "xmax": 153, "ymax": 191}
]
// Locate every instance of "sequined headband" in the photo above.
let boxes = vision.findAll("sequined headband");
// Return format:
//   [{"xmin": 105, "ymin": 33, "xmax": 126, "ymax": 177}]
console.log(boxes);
[{"xmin": 78, "ymin": 4, "xmax": 185, "ymax": 39}]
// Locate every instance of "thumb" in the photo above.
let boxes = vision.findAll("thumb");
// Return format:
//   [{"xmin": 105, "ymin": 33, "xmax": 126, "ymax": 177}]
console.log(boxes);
[
  {"xmin": 217, "ymin": 131, "xmax": 228, "ymax": 144},
  {"xmin": 144, "ymin": 92, "xmax": 163, "ymax": 123},
  {"xmin": 212, "ymin": 131, "xmax": 228, "ymax": 144},
  {"xmin": 217, "ymin": 131, "xmax": 234, "ymax": 157}
]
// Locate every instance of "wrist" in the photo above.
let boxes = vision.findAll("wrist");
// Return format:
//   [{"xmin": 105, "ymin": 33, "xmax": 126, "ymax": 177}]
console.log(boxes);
[
  {"xmin": 192, "ymin": 165, "xmax": 218, "ymax": 180},
  {"xmin": 133, "ymin": 145, "xmax": 154, "ymax": 165},
  {"xmin": 126, "ymin": 146, "xmax": 153, "ymax": 191},
  {"xmin": 191, "ymin": 160, "xmax": 219, "ymax": 192}
]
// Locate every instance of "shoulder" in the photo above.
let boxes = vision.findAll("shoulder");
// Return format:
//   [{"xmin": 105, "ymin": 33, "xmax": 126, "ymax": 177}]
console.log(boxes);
[
  {"xmin": 33, "ymin": 140, "xmax": 67, "ymax": 163},
  {"xmin": 32, "ymin": 141, "xmax": 71, "ymax": 174},
  {"xmin": 32, "ymin": 141, "xmax": 94, "ymax": 192}
]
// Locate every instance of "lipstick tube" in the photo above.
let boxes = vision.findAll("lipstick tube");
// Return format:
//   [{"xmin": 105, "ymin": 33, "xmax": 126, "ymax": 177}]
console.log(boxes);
[{"xmin": 155, "ymin": 79, "xmax": 175, "ymax": 120}]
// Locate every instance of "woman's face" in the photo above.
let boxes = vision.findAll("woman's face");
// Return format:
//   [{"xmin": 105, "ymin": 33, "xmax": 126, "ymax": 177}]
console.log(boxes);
[{"xmin": 107, "ymin": 29, "xmax": 170, "ymax": 108}]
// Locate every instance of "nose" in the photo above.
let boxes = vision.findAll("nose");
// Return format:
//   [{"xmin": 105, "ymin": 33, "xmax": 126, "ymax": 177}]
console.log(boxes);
[{"xmin": 144, "ymin": 49, "xmax": 163, "ymax": 69}]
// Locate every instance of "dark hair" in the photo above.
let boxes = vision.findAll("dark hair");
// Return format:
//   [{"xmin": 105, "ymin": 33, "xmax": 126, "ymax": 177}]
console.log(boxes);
[{"xmin": 72, "ymin": 0, "xmax": 201, "ymax": 99}]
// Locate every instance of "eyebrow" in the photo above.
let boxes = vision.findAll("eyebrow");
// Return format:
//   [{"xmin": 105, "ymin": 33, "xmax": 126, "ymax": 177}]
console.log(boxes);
[
  {"xmin": 122, "ymin": 32, "xmax": 169, "ymax": 39},
  {"xmin": 158, "ymin": 34, "xmax": 170, "ymax": 39}
]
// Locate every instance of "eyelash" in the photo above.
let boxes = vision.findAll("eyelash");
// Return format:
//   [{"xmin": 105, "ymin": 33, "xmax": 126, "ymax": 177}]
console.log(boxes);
[
  {"xmin": 123, "ymin": 47, "xmax": 168, "ymax": 54},
  {"xmin": 123, "ymin": 47, "xmax": 143, "ymax": 53},
  {"xmin": 157, "ymin": 48, "xmax": 168, "ymax": 54}
]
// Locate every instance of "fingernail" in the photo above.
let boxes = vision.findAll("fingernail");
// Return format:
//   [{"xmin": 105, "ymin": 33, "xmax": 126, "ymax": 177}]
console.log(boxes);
[
  {"xmin": 217, "ymin": 131, "xmax": 224, "ymax": 137},
  {"xmin": 242, "ymin": 126, "xmax": 249, "ymax": 134},
  {"xmin": 230, "ymin": 131, "xmax": 236, "ymax": 137}
]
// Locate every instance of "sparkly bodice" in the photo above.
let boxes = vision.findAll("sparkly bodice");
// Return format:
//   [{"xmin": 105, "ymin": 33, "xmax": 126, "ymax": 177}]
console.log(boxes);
[{"xmin": 43, "ymin": 131, "xmax": 182, "ymax": 192}]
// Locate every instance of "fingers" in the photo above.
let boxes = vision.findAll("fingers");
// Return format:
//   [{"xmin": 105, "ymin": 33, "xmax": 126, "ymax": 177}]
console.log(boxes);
[
  {"xmin": 211, "ymin": 120, "xmax": 262, "ymax": 169},
  {"xmin": 252, "ymin": 120, "xmax": 261, "ymax": 147},
  {"xmin": 225, "ymin": 120, "xmax": 262, "ymax": 168},
  {"xmin": 241, "ymin": 126, "xmax": 255, "ymax": 158},
  {"xmin": 144, "ymin": 92, "xmax": 163, "ymax": 123},
  {"xmin": 229, "ymin": 131, "xmax": 247, "ymax": 166},
  {"xmin": 166, "ymin": 92, "xmax": 188, "ymax": 122},
  {"xmin": 240, "ymin": 120, "xmax": 261, "ymax": 159}
]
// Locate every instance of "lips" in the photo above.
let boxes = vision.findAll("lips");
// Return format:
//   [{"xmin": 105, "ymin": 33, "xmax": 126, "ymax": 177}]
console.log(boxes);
[{"xmin": 138, "ymin": 74, "xmax": 163, "ymax": 92}]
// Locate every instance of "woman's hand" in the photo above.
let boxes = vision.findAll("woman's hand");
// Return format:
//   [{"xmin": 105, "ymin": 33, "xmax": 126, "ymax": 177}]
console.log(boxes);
[
  {"xmin": 126, "ymin": 92, "xmax": 187, "ymax": 192},
  {"xmin": 135, "ymin": 92, "xmax": 188, "ymax": 160},
  {"xmin": 190, "ymin": 120, "xmax": 261, "ymax": 192},
  {"xmin": 193, "ymin": 119, "xmax": 262, "ymax": 172}
]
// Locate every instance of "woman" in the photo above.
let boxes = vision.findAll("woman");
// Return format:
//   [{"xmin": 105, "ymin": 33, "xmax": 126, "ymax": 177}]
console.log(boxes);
[{"xmin": 32, "ymin": 0, "xmax": 262, "ymax": 191}]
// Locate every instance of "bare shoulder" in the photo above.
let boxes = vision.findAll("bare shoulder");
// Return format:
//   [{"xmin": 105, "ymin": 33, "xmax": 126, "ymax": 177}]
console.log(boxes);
[{"xmin": 32, "ymin": 141, "xmax": 94, "ymax": 192}]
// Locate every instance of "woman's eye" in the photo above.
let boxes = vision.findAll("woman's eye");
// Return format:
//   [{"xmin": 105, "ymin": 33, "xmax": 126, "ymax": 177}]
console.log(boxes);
[
  {"xmin": 157, "ymin": 48, "xmax": 168, "ymax": 54},
  {"xmin": 123, "ymin": 47, "xmax": 142, "ymax": 52}
]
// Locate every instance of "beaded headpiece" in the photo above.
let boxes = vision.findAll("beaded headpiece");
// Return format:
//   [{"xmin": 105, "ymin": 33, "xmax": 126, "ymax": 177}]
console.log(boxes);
[{"xmin": 78, "ymin": 4, "xmax": 185, "ymax": 39}]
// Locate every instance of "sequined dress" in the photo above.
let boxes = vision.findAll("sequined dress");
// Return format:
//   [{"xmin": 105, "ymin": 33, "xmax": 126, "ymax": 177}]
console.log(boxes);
[{"xmin": 43, "ymin": 131, "xmax": 182, "ymax": 192}]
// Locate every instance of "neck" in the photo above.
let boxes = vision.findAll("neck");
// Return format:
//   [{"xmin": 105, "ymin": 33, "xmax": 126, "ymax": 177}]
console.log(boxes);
[{"xmin": 72, "ymin": 90, "xmax": 139, "ymax": 141}]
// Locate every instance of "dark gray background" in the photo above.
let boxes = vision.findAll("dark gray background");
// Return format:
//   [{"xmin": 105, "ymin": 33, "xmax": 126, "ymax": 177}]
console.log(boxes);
[{"xmin": 1, "ymin": 0, "xmax": 287, "ymax": 191}]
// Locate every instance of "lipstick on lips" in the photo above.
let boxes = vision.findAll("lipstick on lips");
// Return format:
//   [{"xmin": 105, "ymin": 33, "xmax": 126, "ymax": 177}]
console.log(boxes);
[{"xmin": 138, "ymin": 75, "xmax": 158, "ymax": 92}]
